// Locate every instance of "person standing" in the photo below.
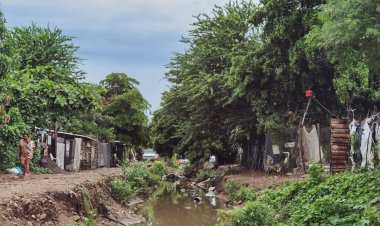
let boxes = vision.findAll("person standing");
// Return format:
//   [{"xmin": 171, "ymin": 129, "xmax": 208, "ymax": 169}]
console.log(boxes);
[{"xmin": 17, "ymin": 134, "xmax": 35, "ymax": 177}]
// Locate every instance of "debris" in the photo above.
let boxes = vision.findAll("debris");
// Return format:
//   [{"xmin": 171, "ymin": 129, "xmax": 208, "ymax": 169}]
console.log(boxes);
[
  {"xmin": 194, "ymin": 197, "xmax": 202, "ymax": 204},
  {"xmin": 39, "ymin": 213, "xmax": 47, "ymax": 220}
]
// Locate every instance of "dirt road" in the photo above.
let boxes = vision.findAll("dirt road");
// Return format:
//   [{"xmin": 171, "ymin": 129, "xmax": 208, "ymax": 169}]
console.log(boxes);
[{"xmin": 0, "ymin": 168, "xmax": 120, "ymax": 202}]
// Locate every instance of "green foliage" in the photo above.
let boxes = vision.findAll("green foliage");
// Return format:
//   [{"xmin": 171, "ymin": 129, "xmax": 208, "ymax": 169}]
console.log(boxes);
[
  {"xmin": 152, "ymin": 0, "xmax": 343, "ymax": 167},
  {"xmin": 111, "ymin": 161, "xmax": 169, "ymax": 205},
  {"xmin": 81, "ymin": 189, "xmax": 99, "ymax": 226},
  {"xmin": 308, "ymin": 163, "xmax": 325, "ymax": 184},
  {"xmin": 217, "ymin": 201, "xmax": 275, "ymax": 226},
  {"xmin": 30, "ymin": 166, "xmax": 50, "ymax": 174},
  {"xmin": 150, "ymin": 161, "xmax": 170, "ymax": 177},
  {"xmin": 196, "ymin": 168, "xmax": 212, "ymax": 182},
  {"xmin": 167, "ymin": 154, "xmax": 179, "ymax": 169},
  {"xmin": 6, "ymin": 23, "xmax": 84, "ymax": 79},
  {"xmin": 110, "ymin": 177, "xmax": 140, "ymax": 205},
  {"xmin": 306, "ymin": 0, "xmax": 380, "ymax": 111},
  {"xmin": 183, "ymin": 164, "xmax": 195, "ymax": 177},
  {"xmin": 101, "ymin": 73, "xmax": 150, "ymax": 146},
  {"xmin": 235, "ymin": 186, "xmax": 256, "ymax": 203},
  {"xmin": 223, "ymin": 180, "xmax": 256, "ymax": 205},
  {"xmin": 1, "ymin": 66, "xmax": 96, "ymax": 127},
  {"xmin": 218, "ymin": 171, "xmax": 380, "ymax": 225},
  {"xmin": 0, "ymin": 107, "xmax": 29, "ymax": 170}
]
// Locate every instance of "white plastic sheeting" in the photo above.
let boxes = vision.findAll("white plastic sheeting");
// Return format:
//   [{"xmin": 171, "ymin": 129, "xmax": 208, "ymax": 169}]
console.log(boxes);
[
  {"xmin": 301, "ymin": 125, "xmax": 323, "ymax": 163},
  {"xmin": 360, "ymin": 118, "xmax": 374, "ymax": 168}
]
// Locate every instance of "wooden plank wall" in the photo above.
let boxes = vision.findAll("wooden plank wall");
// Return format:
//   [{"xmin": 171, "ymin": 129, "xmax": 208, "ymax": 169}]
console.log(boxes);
[{"xmin": 330, "ymin": 118, "xmax": 349, "ymax": 172}]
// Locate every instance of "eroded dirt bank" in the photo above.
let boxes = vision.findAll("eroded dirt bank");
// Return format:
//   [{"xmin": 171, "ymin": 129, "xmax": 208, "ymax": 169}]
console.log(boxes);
[{"xmin": 0, "ymin": 168, "xmax": 142, "ymax": 226}]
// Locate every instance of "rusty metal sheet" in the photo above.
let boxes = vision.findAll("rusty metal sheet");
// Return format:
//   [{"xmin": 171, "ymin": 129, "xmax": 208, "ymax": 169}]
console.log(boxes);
[{"xmin": 330, "ymin": 118, "xmax": 349, "ymax": 173}]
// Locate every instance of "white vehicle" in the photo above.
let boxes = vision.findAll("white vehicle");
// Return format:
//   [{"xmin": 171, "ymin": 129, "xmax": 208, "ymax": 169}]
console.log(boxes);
[{"xmin": 142, "ymin": 149, "xmax": 158, "ymax": 161}]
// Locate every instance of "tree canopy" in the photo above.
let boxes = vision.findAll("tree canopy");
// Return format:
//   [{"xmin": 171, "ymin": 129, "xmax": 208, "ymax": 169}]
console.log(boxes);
[{"xmin": 152, "ymin": 0, "xmax": 363, "ymax": 167}]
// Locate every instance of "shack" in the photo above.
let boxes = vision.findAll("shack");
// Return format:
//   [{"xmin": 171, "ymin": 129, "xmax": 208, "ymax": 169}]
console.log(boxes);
[{"xmin": 35, "ymin": 128, "xmax": 98, "ymax": 171}]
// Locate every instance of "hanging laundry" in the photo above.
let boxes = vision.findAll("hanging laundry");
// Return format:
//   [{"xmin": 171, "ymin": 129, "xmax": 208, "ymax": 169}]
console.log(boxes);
[
  {"xmin": 349, "ymin": 119, "xmax": 361, "ymax": 161},
  {"xmin": 375, "ymin": 122, "xmax": 380, "ymax": 142},
  {"xmin": 359, "ymin": 118, "xmax": 374, "ymax": 168}
]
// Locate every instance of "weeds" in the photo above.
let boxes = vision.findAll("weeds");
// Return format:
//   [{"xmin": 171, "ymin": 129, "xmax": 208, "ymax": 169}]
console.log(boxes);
[
  {"xmin": 110, "ymin": 161, "xmax": 172, "ymax": 205},
  {"xmin": 218, "ymin": 171, "xmax": 380, "ymax": 225}
]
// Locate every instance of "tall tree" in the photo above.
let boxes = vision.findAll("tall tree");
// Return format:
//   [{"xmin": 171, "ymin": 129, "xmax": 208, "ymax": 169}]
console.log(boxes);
[
  {"xmin": 101, "ymin": 73, "xmax": 150, "ymax": 146},
  {"xmin": 6, "ymin": 23, "xmax": 84, "ymax": 80},
  {"xmin": 0, "ymin": 10, "xmax": 13, "ymax": 77},
  {"xmin": 306, "ymin": 0, "xmax": 380, "ymax": 114}
]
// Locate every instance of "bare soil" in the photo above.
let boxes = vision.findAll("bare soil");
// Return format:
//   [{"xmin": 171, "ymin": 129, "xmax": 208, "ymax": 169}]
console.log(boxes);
[
  {"xmin": 0, "ymin": 167, "xmax": 144, "ymax": 226},
  {"xmin": 223, "ymin": 165, "xmax": 305, "ymax": 190},
  {"xmin": 0, "ymin": 168, "xmax": 119, "ymax": 201}
]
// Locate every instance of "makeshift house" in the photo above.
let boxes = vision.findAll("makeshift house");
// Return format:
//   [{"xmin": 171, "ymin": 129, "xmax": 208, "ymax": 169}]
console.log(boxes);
[
  {"xmin": 98, "ymin": 142, "xmax": 112, "ymax": 168},
  {"xmin": 80, "ymin": 137, "xmax": 98, "ymax": 170},
  {"xmin": 264, "ymin": 125, "xmax": 331, "ymax": 173},
  {"xmin": 264, "ymin": 129, "xmax": 297, "ymax": 173},
  {"xmin": 34, "ymin": 128, "xmax": 98, "ymax": 171}
]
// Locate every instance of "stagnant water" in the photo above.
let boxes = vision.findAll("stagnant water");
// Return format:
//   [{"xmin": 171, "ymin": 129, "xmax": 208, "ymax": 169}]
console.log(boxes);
[{"xmin": 136, "ymin": 188, "xmax": 220, "ymax": 226}]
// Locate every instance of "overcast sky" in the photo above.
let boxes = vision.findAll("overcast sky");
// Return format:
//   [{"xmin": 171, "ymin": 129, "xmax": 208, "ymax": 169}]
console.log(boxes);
[{"xmin": 1, "ymin": 0, "xmax": 231, "ymax": 112}]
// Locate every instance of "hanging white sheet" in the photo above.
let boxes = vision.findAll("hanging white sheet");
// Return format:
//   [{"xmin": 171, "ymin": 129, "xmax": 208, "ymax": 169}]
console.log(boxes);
[{"xmin": 301, "ymin": 125, "xmax": 323, "ymax": 163}]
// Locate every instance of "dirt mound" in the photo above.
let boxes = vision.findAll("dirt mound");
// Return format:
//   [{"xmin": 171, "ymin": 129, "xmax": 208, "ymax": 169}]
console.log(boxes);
[
  {"xmin": 45, "ymin": 157, "xmax": 67, "ymax": 174},
  {"xmin": 0, "ymin": 175, "xmax": 142, "ymax": 226}
]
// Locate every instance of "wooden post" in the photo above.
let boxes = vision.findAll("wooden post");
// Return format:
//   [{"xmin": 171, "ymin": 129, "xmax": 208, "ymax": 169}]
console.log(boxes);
[
  {"xmin": 316, "ymin": 123, "xmax": 322, "ymax": 164},
  {"xmin": 54, "ymin": 120, "xmax": 58, "ymax": 158}
]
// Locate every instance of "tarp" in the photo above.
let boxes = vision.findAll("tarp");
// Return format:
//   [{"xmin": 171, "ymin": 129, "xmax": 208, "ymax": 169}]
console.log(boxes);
[{"xmin": 301, "ymin": 125, "xmax": 323, "ymax": 163}]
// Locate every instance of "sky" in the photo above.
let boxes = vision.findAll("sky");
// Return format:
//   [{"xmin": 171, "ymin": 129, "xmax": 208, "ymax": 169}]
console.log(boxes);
[{"xmin": 1, "ymin": 0, "xmax": 230, "ymax": 112}]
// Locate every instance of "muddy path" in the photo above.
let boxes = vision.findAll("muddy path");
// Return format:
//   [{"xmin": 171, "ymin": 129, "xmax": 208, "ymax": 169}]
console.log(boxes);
[{"xmin": 0, "ymin": 168, "xmax": 120, "ymax": 202}]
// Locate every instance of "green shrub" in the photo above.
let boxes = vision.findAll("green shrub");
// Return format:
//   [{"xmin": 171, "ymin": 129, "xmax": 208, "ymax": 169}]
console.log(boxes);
[
  {"xmin": 223, "ymin": 180, "xmax": 239, "ymax": 203},
  {"xmin": 309, "ymin": 163, "xmax": 324, "ymax": 183},
  {"xmin": 0, "ymin": 108, "xmax": 29, "ymax": 170},
  {"xmin": 122, "ymin": 161, "xmax": 155, "ymax": 192},
  {"xmin": 183, "ymin": 164, "xmax": 195, "ymax": 177},
  {"xmin": 217, "ymin": 201, "xmax": 275, "ymax": 226},
  {"xmin": 111, "ymin": 161, "xmax": 165, "ymax": 205},
  {"xmin": 81, "ymin": 189, "xmax": 100, "ymax": 226},
  {"xmin": 31, "ymin": 166, "xmax": 50, "ymax": 174},
  {"xmin": 223, "ymin": 180, "xmax": 256, "ymax": 204},
  {"xmin": 196, "ymin": 168, "xmax": 212, "ymax": 181},
  {"xmin": 110, "ymin": 177, "xmax": 140, "ymax": 204},
  {"xmin": 235, "ymin": 186, "xmax": 256, "ymax": 202},
  {"xmin": 168, "ymin": 154, "xmax": 179, "ymax": 169},
  {"xmin": 218, "ymin": 171, "xmax": 380, "ymax": 225},
  {"xmin": 150, "ymin": 161, "xmax": 170, "ymax": 177}
]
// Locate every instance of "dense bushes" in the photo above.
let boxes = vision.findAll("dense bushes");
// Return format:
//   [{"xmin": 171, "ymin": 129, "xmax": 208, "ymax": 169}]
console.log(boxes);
[
  {"xmin": 110, "ymin": 161, "xmax": 171, "ymax": 204},
  {"xmin": 0, "ymin": 108, "xmax": 29, "ymax": 170},
  {"xmin": 223, "ymin": 180, "xmax": 256, "ymax": 205},
  {"xmin": 218, "ymin": 169, "xmax": 380, "ymax": 225}
]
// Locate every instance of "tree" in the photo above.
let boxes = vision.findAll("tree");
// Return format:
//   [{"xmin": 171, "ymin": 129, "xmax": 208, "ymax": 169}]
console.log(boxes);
[
  {"xmin": 306, "ymin": 0, "xmax": 380, "ymax": 114},
  {"xmin": 1, "ymin": 66, "xmax": 96, "ymax": 128},
  {"xmin": 101, "ymin": 73, "xmax": 150, "ymax": 146},
  {"xmin": 100, "ymin": 72, "xmax": 139, "ymax": 99},
  {"xmin": 6, "ymin": 23, "xmax": 84, "ymax": 80},
  {"xmin": 153, "ymin": 0, "xmax": 343, "ymax": 167},
  {"xmin": 153, "ymin": 2, "xmax": 257, "ymax": 164},
  {"xmin": 0, "ymin": 10, "xmax": 14, "ymax": 77}
]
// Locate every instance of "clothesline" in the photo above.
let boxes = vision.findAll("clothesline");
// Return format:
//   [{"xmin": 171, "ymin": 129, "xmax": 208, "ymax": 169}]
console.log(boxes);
[{"xmin": 312, "ymin": 96, "xmax": 336, "ymax": 116}]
